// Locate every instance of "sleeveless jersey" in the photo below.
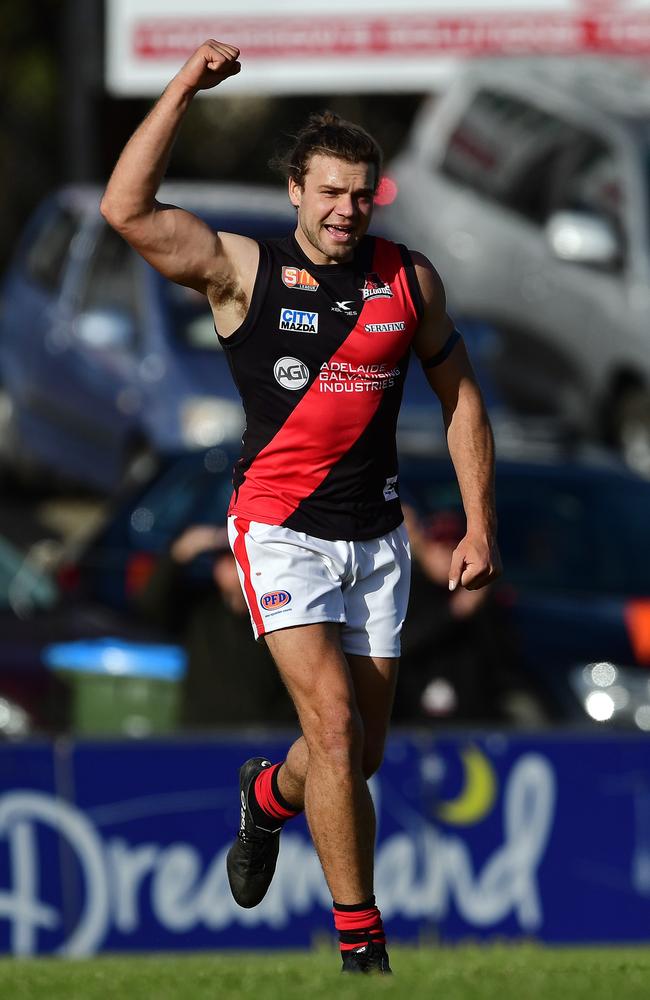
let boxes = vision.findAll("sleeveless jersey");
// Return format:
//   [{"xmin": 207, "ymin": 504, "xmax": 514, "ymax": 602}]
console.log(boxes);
[{"xmin": 218, "ymin": 233, "xmax": 423, "ymax": 541}]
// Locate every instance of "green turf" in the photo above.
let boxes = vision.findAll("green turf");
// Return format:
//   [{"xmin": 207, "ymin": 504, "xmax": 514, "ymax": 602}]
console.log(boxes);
[{"xmin": 3, "ymin": 944, "xmax": 650, "ymax": 1000}]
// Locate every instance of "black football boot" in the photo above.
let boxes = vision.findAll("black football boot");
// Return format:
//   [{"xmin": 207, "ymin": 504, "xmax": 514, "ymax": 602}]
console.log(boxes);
[
  {"xmin": 226, "ymin": 757, "xmax": 282, "ymax": 908},
  {"xmin": 341, "ymin": 941, "xmax": 393, "ymax": 974}
]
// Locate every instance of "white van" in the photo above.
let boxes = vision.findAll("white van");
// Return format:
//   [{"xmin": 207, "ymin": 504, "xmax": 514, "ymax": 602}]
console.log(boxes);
[{"xmin": 385, "ymin": 58, "xmax": 650, "ymax": 473}]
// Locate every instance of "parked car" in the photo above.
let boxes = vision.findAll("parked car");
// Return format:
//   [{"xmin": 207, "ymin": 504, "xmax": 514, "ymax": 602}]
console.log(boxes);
[
  {"xmin": 0, "ymin": 183, "xmax": 296, "ymax": 492},
  {"xmin": 400, "ymin": 446, "xmax": 650, "ymax": 725},
  {"xmin": 384, "ymin": 58, "xmax": 650, "ymax": 474},
  {"xmin": 56, "ymin": 445, "xmax": 238, "ymax": 613},
  {"xmin": 57, "ymin": 440, "xmax": 650, "ymax": 726}
]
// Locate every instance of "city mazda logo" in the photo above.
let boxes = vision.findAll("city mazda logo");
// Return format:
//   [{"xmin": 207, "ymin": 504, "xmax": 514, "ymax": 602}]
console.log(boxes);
[{"xmin": 274, "ymin": 356, "xmax": 309, "ymax": 390}]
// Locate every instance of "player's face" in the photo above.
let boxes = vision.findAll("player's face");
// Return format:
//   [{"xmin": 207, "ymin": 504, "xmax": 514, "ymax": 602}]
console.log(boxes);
[{"xmin": 289, "ymin": 154, "xmax": 376, "ymax": 265}]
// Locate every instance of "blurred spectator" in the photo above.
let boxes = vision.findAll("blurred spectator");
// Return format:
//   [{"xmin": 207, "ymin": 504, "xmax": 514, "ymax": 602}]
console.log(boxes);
[
  {"xmin": 136, "ymin": 524, "xmax": 295, "ymax": 728},
  {"xmin": 394, "ymin": 508, "xmax": 546, "ymax": 726}
]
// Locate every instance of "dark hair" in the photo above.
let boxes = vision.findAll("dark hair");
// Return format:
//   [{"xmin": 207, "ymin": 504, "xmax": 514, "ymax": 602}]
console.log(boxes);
[{"xmin": 271, "ymin": 111, "xmax": 383, "ymax": 191}]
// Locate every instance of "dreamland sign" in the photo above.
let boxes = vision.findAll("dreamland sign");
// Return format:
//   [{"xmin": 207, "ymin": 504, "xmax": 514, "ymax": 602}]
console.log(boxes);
[
  {"xmin": 2, "ymin": 732, "xmax": 650, "ymax": 955},
  {"xmin": 106, "ymin": 0, "xmax": 650, "ymax": 96}
]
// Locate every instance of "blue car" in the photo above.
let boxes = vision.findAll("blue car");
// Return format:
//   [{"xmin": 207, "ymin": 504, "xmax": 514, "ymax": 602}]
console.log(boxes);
[
  {"xmin": 0, "ymin": 183, "xmax": 520, "ymax": 492},
  {"xmin": 0, "ymin": 183, "xmax": 296, "ymax": 492},
  {"xmin": 58, "ymin": 442, "xmax": 650, "ymax": 725}
]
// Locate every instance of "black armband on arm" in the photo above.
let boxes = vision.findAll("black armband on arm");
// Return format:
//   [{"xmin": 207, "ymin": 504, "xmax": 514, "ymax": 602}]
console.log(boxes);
[{"xmin": 420, "ymin": 329, "xmax": 462, "ymax": 369}]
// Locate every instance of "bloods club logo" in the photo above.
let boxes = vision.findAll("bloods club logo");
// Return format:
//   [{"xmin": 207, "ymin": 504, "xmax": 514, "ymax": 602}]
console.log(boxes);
[
  {"xmin": 279, "ymin": 307, "xmax": 319, "ymax": 333},
  {"xmin": 274, "ymin": 356, "xmax": 309, "ymax": 390},
  {"xmin": 260, "ymin": 590, "xmax": 292, "ymax": 610},
  {"xmin": 361, "ymin": 272, "xmax": 393, "ymax": 300},
  {"xmin": 282, "ymin": 266, "xmax": 319, "ymax": 291}
]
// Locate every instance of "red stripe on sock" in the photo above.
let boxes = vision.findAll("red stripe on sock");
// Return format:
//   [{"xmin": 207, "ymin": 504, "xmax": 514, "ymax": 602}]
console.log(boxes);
[
  {"xmin": 254, "ymin": 763, "xmax": 298, "ymax": 821},
  {"xmin": 231, "ymin": 517, "xmax": 265, "ymax": 637},
  {"xmin": 333, "ymin": 904, "xmax": 385, "ymax": 948}
]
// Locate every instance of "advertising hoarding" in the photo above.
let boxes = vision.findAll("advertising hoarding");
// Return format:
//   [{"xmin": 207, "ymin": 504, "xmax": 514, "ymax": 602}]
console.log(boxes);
[
  {"xmin": 2, "ymin": 731, "xmax": 650, "ymax": 954},
  {"xmin": 106, "ymin": 0, "xmax": 650, "ymax": 96}
]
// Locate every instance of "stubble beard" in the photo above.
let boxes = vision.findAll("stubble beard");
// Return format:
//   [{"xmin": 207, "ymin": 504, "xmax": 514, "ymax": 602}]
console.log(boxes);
[{"xmin": 299, "ymin": 217, "xmax": 357, "ymax": 264}]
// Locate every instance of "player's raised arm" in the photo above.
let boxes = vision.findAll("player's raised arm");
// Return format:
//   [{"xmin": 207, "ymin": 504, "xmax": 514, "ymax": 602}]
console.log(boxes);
[
  {"xmin": 411, "ymin": 250, "xmax": 501, "ymax": 592},
  {"xmin": 100, "ymin": 41, "xmax": 244, "ymax": 294}
]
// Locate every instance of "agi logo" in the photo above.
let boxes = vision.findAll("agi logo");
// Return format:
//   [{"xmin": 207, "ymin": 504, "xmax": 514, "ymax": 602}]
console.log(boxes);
[
  {"xmin": 282, "ymin": 266, "xmax": 319, "ymax": 292},
  {"xmin": 274, "ymin": 356, "xmax": 309, "ymax": 390},
  {"xmin": 260, "ymin": 590, "xmax": 292, "ymax": 610},
  {"xmin": 279, "ymin": 307, "xmax": 318, "ymax": 333}
]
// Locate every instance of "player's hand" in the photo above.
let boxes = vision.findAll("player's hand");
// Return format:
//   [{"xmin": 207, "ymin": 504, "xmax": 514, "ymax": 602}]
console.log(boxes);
[
  {"xmin": 171, "ymin": 525, "xmax": 229, "ymax": 563},
  {"xmin": 448, "ymin": 532, "xmax": 501, "ymax": 591},
  {"xmin": 175, "ymin": 40, "xmax": 241, "ymax": 94}
]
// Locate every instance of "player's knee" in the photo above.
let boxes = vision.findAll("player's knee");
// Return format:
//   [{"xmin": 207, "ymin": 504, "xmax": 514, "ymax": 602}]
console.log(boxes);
[{"xmin": 306, "ymin": 703, "xmax": 364, "ymax": 767}]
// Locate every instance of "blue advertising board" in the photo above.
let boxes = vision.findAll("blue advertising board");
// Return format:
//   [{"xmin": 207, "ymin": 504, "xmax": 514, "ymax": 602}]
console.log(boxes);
[{"xmin": 1, "ymin": 730, "xmax": 650, "ymax": 955}]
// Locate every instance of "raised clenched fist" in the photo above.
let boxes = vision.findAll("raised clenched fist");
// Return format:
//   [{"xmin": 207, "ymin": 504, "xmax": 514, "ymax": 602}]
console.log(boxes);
[{"xmin": 175, "ymin": 40, "xmax": 241, "ymax": 93}]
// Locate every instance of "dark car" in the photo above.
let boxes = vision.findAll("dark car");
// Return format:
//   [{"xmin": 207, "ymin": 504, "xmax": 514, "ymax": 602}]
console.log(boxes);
[
  {"xmin": 57, "ymin": 441, "xmax": 650, "ymax": 726},
  {"xmin": 399, "ymin": 447, "xmax": 650, "ymax": 724},
  {"xmin": 0, "ymin": 183, "xmax": 295, "ymax": 492},
  {"xmin": 56, "ymin": 445, "xmax": 237, "ymax": 614}
]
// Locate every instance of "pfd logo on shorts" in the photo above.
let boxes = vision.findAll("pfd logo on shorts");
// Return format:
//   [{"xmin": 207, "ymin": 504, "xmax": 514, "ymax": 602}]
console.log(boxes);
[
  {"xmin": 274, "ymin": 356, "xmax": 309, "ymax": 390},
  {"xmin": 361, "ymin": 272, "xmax": 393, "ymax": 300},
  {"xmin": 279, "ymin": 307, "xmax": 319, "ymax": 333},
  {"xmin": 282, "ymin": 266, "xmax": 319, "ymax": 292},
  {"xmin": 260, "ymin": 590, "xmax": 292, "ymax": 610}
]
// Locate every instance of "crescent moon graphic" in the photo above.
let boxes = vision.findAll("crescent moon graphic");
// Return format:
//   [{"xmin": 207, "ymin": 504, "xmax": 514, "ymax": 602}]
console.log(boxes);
[{"xmin": 435, "ymin": 745, "xmax": 497, "ymax": 826}]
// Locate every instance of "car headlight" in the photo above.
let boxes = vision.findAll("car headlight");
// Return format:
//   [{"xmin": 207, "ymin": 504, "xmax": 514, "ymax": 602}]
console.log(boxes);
[
  {"xmin": 570, "ymin": 662, "xmax": 650, "ymax": 730},
  {"xmin": 180, "ymin": 397, "xmax": 244, "ymax": 448}
]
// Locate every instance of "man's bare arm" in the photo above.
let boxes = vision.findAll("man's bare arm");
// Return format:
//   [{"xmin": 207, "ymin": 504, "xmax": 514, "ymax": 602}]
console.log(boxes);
[
  {"xmin": 100, "ymin": 40, "xmax": 252, "ymax": 296},
  {"xmin": 411, "ymin": 250, "xmax": 501, "ymax": 591}
]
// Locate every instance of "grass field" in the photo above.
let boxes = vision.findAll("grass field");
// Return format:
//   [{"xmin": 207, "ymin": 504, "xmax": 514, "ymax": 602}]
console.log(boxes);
[{"xmin": 3, "ymin": 945, "xmax": 650, "ymax": 1000}]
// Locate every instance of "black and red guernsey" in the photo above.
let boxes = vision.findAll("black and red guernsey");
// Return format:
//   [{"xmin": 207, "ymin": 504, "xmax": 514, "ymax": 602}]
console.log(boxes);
[{"xmin": 218, "ymin": 232, "xmax": 424, "ymax": 541}]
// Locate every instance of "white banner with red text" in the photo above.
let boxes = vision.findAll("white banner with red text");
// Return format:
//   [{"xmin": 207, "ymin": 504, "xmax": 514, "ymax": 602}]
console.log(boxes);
[{"xmin": 106, "ymin": 0, "xmax": 650, "ymax": 96}]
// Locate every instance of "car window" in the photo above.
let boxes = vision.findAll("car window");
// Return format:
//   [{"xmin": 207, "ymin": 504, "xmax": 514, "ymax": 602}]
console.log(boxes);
[
  {"xmin": 440, "ymin": 90, "xmax": 567, "ymax": 218},
  {"xmin": 157, "ymin": 213, "xmax": 293, "ymax": 350},
  {"xmin": 77, "ymin": 224, "xmax": 138, "ymax": 320},
  {"xmin": 400, "ymin": 464, "xmax": 650, "ymax": 596},
  {"xmin": 440, "ymin": 89, "xmax": 626, "ymax": 263},
  {"xmin": 126, "ymin": 449, "xmax": 234, "ymax": 551},
  {"xmin": 163, "ymin": 281, "xmax": 219, "ymax": 350},
  {"xmin": 24, "ymin": 205, "xmax": 79, "ymax": 293},
  {"xmin": 496, "ymin": 486, "xmax": 594, "ymax": 590},
  {"xmin": 547, "ymin": 139, "xmax": 626, "ymax": 266}
]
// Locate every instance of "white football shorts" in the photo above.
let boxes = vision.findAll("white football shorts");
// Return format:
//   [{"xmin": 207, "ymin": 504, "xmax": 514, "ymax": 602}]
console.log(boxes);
[{"xmin": 227, "ymin": 517, "xmax": 411, "ymax": 658}]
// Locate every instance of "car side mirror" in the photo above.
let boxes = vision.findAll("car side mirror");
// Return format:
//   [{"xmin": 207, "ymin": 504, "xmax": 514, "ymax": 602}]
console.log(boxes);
[
  {"xmin": 75, "ymin": 308, "xmax": 135, "ymax": 350},
  {"xmin": 545, "ymin": 211, "xmax": 621, "ymax": 267}
]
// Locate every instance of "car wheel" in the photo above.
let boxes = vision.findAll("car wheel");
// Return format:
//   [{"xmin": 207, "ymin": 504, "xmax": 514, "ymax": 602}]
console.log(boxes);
[{"xmin": 612, "ymin": 386, "xmax": 650, "ymax": 477}]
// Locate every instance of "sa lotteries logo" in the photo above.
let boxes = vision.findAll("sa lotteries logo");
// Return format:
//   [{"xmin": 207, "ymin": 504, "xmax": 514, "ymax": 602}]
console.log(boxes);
[
  {"xmin": 274, "ymin": 356, "xmax": 309, "ymax": 390},
  {"xmin": 282, "ymin": 266, "xmax": 319, "ymax": 292}
]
